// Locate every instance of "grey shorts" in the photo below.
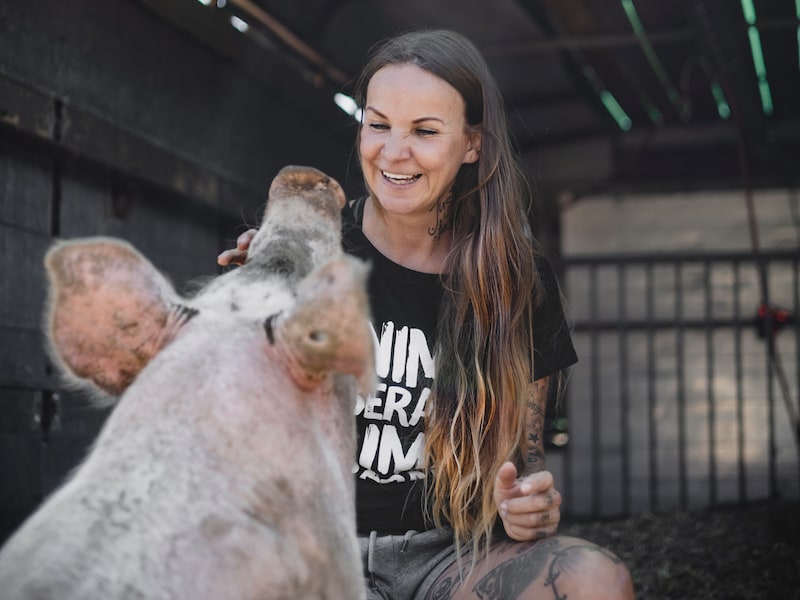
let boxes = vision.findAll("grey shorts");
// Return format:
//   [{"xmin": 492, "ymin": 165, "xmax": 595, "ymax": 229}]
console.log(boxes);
[{"xmin": 359, "ymin": 528, "xmax": 461, "ymax": 599}]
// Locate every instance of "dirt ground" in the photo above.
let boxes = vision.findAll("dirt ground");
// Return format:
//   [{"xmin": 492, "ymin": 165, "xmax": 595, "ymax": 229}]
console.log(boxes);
[{"xmin": 560, "ymin": 499, "xmax": 800, "ymax": 599}]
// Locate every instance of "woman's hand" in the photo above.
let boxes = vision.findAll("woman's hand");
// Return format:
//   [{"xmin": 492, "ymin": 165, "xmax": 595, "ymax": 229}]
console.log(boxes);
[
  {"xmin": 217, "ymin": 228, "xmax": 258, "ymax": 266},
  {"xmin": 493, "ymin": 461, "xmax": 561, "ymax": 542}
]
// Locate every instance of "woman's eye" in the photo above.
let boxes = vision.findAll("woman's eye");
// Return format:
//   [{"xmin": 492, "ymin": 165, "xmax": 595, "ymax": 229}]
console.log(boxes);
[
  {"xmin": 416, "ymin": 128, "xmax": 437, "ymax": 136},
  {"xmin": 368, "ymin": 123, "xmax": 389, "ymax": 131}
]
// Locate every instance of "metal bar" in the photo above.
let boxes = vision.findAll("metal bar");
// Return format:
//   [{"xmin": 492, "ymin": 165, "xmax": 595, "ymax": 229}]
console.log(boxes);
[
  {"xmin": 572, "ymin": 316, "xmax": 762, "ymax": 332},
  {"xmin": 589, "ymin": 265, "xmax": 601, "ymax": 516},
  {"xmin": 49, "ymin": 99, "xmax": 62, "ymax": 238},
  {"xmin": 765, "ymin": 262, "xmax": 777, "ymax": 498},
  {"xmin": 612, "ymin": 54, "xmax": 664, "ymax": 126},
  {"xmin": 795, "ymin": 256, "xmax": 800, "ymax": 494},
  {"xmin": 227, "ymin": 0, "xmax": 350, "ymax": 86},
  {"xmin": 483, "ymin": 28, "xmax": 693, "ymax": 55},
  {"xmin": 646, "ymin": 262, "xmax": 658, "ymax": 511},
  {"xmin": 618, "ymin": 263, "xmax": 630, "ymax": 515},
  {"xmin": 704, "ymin": 260, "xmax": 717, "ymax": 506},
  {"xmin": 676, "ymin": 263, "xmax": 688, "ymax": 509},
  {"xmin": 563, "ymin": 249, "xmax": 799, "ymax": 265},
  {"xmin": 484, "ymin": 18, "xmax": 800, "ymax": 56},
  {"xmin": 733, "ymin": 261, "xmax": 747, "ymax": 504},
  {"xmin": 512, "ymin": 0, "xmax": 632, "ymax": 133},
  {"xmin": 620, "ymin": 0, "xmax": 691, "ymax": 121}
]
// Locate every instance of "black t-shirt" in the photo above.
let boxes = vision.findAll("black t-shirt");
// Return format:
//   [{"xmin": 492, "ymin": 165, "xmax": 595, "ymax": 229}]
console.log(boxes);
[{"xmin": 341, "ymin": 198, "xmax": 578, "ymax": 535}]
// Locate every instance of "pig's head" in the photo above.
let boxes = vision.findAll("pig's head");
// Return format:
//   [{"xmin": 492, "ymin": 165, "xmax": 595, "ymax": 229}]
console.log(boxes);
[{"xmin": 44, "ymin": 165, "xmax": 374, "ymax": 406}]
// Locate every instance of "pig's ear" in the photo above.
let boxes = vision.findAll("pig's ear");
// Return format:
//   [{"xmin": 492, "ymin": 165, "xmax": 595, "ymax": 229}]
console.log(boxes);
[
  {"xmin": 275, "ymin": 256, "xmax": 375, "ymax": 395},
  {"xmin": 44, "ymin": 238, "xmax": 184, "ymax": 399}
]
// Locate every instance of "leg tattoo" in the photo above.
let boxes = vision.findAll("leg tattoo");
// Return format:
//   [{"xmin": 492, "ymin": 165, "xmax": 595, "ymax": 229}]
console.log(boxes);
[
  {"xmin": 428, "ymin": 540, "xmax": 623, "ymax": 600},
  {"xmin": 472, "ymin": 539, "xmax": 559, "ymax": 599}
]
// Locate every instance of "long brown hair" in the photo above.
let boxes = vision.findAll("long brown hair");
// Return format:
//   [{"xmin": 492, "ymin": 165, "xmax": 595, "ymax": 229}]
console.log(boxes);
[{"xmin": 354, "ymin": 29, "xmax": 540, "ymax": 558}]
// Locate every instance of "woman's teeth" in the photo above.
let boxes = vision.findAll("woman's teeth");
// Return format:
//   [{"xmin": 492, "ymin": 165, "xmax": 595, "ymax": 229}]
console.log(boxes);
[{"xmin": 382, "ymin": 171, "xmax": 421, "ymax": 184}]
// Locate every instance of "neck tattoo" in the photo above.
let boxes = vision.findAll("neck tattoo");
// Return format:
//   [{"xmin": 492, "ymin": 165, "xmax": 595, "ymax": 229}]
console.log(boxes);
[{"xmin": 428, "ymin": 192, "xmax": 452, "ymax": 241}]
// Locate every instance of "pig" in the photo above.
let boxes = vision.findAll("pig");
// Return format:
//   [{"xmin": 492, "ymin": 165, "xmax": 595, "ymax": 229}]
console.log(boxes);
[{"xmin": 0, "ymin": 166, "xmax": 373, "ymax": 600}]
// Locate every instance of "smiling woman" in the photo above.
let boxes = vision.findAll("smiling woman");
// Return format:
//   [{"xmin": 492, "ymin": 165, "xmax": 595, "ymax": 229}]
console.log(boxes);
[
  {"xmin": 221, "ymin": 28, "xmax": 635, "ymax": 599},
  {"xmin": 360, "ymin": 64, "xmax": 479, "ymax": 202},
  {"xmin": 356, "ymin": 63, "xmax": 481, "ymax": 271}
]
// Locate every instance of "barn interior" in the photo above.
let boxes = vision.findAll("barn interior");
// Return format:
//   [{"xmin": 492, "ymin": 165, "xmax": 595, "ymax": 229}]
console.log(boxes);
[{"xmin": 1, "ymin": 0, "xmax": 798, "ymax": 583}]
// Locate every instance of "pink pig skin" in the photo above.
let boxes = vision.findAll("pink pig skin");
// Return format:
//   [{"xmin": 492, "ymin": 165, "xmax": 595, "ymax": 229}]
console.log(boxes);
[{"xmin": 0, "ymin": 166, "xmax": 372, "ymax": 600}]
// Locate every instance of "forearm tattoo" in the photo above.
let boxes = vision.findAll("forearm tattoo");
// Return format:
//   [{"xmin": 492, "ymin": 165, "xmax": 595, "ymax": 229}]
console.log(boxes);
[{"xmin": 524, "ymin": 377, "xmax": 548, "ymax": 474}]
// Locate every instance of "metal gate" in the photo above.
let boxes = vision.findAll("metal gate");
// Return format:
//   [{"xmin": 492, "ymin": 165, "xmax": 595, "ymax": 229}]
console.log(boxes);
[{"xmin": 557, "ymin": 250, "xmax": 799, "ymax": 518}]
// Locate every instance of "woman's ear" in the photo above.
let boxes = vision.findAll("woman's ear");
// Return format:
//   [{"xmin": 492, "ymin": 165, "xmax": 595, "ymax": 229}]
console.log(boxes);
[{"xmin": 463, "ymin": 131, "xmax": 481, "ymax": 164}]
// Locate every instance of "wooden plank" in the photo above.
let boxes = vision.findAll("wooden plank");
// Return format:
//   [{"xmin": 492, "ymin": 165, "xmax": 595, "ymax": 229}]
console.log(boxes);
[
  {"xmin": 61, "ymin": 104, "xmax": 222, "ymax": 209},
  {"xmin": 0, "ymin": 71, "xmax": 54, "ymax": 141},
  {"xmin": 0, "ymin": 74, "xmax": 264, "ymax": 224},
  {"xmin": 41, "ymin": 390, "xmax": 112, "ymax": 496},
  {"xmin": 0, "ymin": 388, "xmax": 112, "ymax": 545},
  {"xmin": 0, "ymin": 143, "xmax": 52, "ymax": 234},
  {"xmin": 0, "ymin": 389, "xmax": 40, "ymax": 435},
  {"xmin": 0, "ymin": 0, "xmax": 351, "ymax": 214},
  {"xmin": 0, "ymin": 422, "xmax": 44, "ymax": 543},
  {"xmin": 0, "ymin": 329, "xmax": 53, "ymax": 390},
  {"xmin": 0, "ymin": 223, "xmax": 50, "ymax": 328},
  {"xmin": 59, "ymin": 165, "xmax": 223, "ymax": 286}
]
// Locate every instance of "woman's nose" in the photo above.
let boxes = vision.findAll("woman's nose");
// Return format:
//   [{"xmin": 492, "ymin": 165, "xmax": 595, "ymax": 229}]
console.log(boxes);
[{"xmin": 381, "ymin": 131, "xmax": 411, "ymax": 160}]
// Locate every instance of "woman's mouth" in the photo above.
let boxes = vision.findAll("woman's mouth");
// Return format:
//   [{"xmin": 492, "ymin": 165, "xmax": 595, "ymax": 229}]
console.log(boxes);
[{"xmin": 382, "ymin": 171, "xmax": 422, "ymax": 185}]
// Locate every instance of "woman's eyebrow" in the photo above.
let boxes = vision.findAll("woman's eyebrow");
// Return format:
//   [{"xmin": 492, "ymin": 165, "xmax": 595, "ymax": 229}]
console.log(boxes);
[
  {"xmin": 364, "ymin": 106, "xmax": 446, "ymax": 125},
  {"xmin": 412, "ymin": 116, "xmax": 446, "ymax": 125}
]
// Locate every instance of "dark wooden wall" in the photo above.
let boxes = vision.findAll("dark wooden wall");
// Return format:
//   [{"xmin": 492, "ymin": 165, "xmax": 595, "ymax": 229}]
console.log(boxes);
[{"xmin": 0, "ymin": 0, "xmax": 355, "ymax": 543}]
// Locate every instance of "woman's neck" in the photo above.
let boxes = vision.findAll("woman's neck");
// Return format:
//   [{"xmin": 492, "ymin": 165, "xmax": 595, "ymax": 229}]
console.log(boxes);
[{"xmin": 362, "ymin": 195, "xmax": 451, "ymax": 274}]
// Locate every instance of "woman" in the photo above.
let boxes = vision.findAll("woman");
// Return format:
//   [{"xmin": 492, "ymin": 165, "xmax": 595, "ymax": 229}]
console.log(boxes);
[{"xmin": 220, "ymin": 29, "xmax": 634, "ymax": 600}]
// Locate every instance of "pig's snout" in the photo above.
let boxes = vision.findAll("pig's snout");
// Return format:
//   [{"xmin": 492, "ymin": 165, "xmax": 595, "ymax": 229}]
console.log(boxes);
[{"xmin": 268, "ymin": 165, "xmax": 346, "ymax": 210}]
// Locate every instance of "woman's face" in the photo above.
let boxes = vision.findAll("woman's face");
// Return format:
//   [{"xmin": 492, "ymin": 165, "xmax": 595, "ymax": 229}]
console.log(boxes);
[{"xmin": 359, "ymin": 63, "xmax": 480, "ymax": 220}]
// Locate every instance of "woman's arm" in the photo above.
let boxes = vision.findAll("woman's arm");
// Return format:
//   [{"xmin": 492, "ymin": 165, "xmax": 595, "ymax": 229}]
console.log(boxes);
[
  {"xmin": 493, "ymin": 375, "xmax": 562, "ymax": 541},
  {"xmin": 524, "ymin": 375, "xmax": 549, "ymax": 475}
]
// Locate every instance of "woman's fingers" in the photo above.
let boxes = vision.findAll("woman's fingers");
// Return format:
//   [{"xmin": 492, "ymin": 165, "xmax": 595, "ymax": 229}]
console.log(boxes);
[
  {"xmin": 237, "ymin": 228, "xmax": 258, "ymax": 250},
  {"xmin": 217, "ymin": 228, "xmax": 259, "ymax": 266},
  {"xmin": 498, "ymin": 472, "xmax": 562, "ymax": 541},
  {"xmin": 217, "ymin": 248, "xmax": 247, "ymax": 266}
]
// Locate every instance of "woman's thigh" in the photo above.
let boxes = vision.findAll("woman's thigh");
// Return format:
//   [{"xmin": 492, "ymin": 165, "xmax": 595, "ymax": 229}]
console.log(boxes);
[{"xmin": 419, "ymin": 534, "xmax": 634, "ymax": 600}]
